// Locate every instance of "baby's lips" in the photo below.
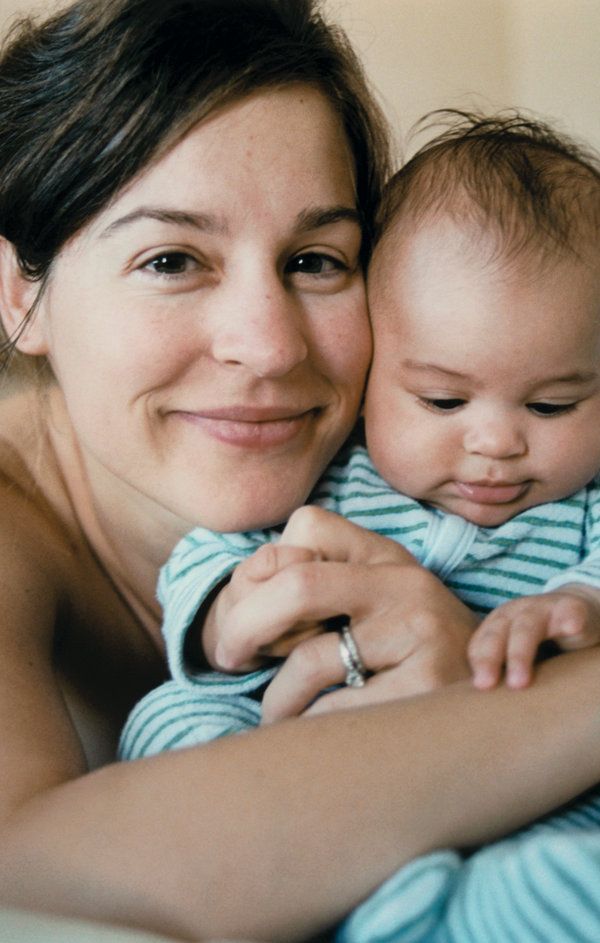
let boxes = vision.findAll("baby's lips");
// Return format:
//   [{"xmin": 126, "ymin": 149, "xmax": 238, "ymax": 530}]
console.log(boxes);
[{"xmin": 454, "ymin": 480, "xmax": 529, "ymax": 505}]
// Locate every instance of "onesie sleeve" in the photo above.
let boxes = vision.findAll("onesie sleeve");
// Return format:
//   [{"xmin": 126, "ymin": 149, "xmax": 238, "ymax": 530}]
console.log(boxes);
[{"xmin": 158, "ymin": 526, "xmax": 275, "ymax": 688}]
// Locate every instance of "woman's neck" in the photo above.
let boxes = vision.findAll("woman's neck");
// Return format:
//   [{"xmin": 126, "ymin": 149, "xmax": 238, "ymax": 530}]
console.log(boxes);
[{"xmin": 46, "ymin": 386, "xmax": 189, "ymax": 645}]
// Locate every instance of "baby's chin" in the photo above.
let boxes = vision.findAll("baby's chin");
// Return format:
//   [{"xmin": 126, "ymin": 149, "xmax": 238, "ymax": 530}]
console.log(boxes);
[{"xmin": 424, "ymin": 494, "xmax": 532, "ymax": 529}]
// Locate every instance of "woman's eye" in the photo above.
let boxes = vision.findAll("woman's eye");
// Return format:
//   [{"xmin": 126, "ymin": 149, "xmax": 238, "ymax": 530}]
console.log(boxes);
[
  {"xmin": 421, "ymin": 397, "xmax": 467, "ymax": 412},
  {"xmin": 527, "ymin": 402, "xmax": 577, "ymax": 417},
  {"xmin": 143, "ymin": 252, "xmax": 196, "ymax": 275},
  {"xmin": 285, "ymin": 252, "xmax": 346, "ymax": 276}
]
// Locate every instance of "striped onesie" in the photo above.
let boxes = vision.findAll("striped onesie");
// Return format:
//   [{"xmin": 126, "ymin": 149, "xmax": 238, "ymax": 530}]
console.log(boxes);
[{"xmin": 120, "ymin": 442, "xmax": 600, "ymax": 943}]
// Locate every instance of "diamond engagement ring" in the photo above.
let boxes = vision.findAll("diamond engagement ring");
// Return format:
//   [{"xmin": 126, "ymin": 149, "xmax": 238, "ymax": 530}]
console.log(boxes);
[{"xmin": 338, "ymin": 624, "xmax": 367, "ymax": 688}]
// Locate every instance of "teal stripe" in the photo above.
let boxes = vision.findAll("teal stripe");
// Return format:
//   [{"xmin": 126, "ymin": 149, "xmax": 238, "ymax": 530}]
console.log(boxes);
[
  {"xmin": 487, "ymin": 535, "xmax": 582, "ymax": 553},
  {"xmin": 509, "ymin": 515, "xmax": 582, "ymax": 531},
  {"xmin": 464, "ymin": 551, "xmax": 575, "ymax": 571},
  {"xmin": 447, "ymin": 579, "xmax": 519, "ymax": 600}
]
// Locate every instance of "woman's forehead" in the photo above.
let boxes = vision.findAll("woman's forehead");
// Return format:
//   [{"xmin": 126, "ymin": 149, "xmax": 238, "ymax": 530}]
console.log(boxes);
[{"xmin": 86, "ymin": 86, "xmax": 359, "ymax": 240}]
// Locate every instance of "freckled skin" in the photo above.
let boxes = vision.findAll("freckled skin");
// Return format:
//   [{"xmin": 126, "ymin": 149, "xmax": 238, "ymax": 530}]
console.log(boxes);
[{"xmin": 22, "ymin": 86, "xmax": 371, "ymax": 540}]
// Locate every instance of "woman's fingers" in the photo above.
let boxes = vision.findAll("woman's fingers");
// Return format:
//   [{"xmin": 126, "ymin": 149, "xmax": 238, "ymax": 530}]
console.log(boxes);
[
  {"xmin": 261, "ymin": 620, "xmax": 473, "ymax": 724},
  {"xmin": 303, "ymin": 652, "xmax": 467, "ymax": 718},
  {"xmin": 215, "ymin": 558, "xmax": 376, "ymax": 669},
  {"xmin": 281, "ymin": 506, "xmax": 417, "ymax": 566},
  {"xmin": 216, "ymin": 554, "xmax": 436, "ymax": 670},
  {"xmin": 218, "ymin": 548, "xmax": 478, "ymax": 706},
  {"xmin": 260, "ymin": 631, "xmax": 347, "ymax": 722},
  {"xmin": 261, "ymin": 625, "xmax": 411, "ymax": 724},
  {"xmin": 259, "ymin": 569, "xmax": 475, "ymax": 723},
  {"xmin": 205, "ymin": 544, "xmax": 317, "ymax": 671}
]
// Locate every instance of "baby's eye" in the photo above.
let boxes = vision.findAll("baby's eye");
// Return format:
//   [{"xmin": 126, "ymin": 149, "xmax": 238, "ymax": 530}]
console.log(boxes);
[
  {"xmin": 284, "ymin": 252, "xmax": 347, "ymax": 276},
  {"xmin": 420, "ymin": 397, "xmax": 467, "ymax": 412},
  {"xmin": 527, "ymin": 402, "xmax": 577, "ymax": 417},
  {"xmin": 142, "ymin": 252, "xmax": 197, "ymax": 275}
]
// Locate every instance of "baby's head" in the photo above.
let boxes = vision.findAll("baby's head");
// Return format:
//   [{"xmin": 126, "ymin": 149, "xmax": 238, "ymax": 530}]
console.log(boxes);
[{"xmin": 365, "ymin": 112, "xmax": 600, "ymax": 527}]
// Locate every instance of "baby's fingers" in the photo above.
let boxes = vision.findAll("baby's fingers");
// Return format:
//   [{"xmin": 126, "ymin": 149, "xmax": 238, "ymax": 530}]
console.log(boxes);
[
  {"xmin": 547, "ymin": 593, "xmax": 600, "ymax": 651},
  {"xmin": 469, "ymin": 610, "xmax": 542, "ymax": 689},
  {"xmin": 468, "ymin": 616, "xmax": 511, "ymax": 690},
  {"xmin": 503, "ymin": 614, "xmax": 547, "ymax": 688}
]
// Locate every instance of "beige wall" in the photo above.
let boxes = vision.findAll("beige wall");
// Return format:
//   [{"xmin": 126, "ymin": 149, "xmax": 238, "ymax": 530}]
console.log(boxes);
[
  {"xmin": 335, "ymin": 0, "xmax": 600, "ymax": 159},
  {"xmin": 1, "ymin": 0, "xmax": 599, "ymax": 158}
]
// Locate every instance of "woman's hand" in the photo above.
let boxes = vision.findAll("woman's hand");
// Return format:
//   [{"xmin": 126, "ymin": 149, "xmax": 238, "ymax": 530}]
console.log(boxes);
[
  {"xmin": 204, "ymin": 507, "xmax": 479, "ymax": 719},
  {"xmin": 202, "ymin": 540, "xmax": 325, "ymax": 672}
]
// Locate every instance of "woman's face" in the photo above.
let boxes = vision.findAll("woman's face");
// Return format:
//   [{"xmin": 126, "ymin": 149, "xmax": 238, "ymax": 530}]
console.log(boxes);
[{"xmin": 29, "ymin": 86, "xmax": 371, "ymax": 533}]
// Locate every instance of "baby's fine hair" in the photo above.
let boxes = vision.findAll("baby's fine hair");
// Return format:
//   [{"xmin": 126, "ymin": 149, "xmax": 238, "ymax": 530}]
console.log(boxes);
[{"xmin": 378, "ymin": 111, "xmax": 600, "ymax": 262}]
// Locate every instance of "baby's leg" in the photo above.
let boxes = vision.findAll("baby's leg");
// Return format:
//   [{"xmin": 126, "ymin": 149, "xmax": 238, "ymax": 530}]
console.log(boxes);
[
  {"xmin": 336, "ymin": 850, "xmax": 461, "ymax": 943},
  {"xmin": 443, "ymin": 787, "xmax": 600, "ymax": 943},
  {"xmin": 338, "ymin": 787, "xmax": 600, "ymax": 943}
]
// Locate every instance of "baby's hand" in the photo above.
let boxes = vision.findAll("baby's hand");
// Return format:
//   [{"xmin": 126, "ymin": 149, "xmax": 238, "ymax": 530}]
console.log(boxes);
[
  {"xmin": 203, "ymin": 542, "xmax": 323, "ymax": 673},
  {"xmin": 468, "ymin": 585, "xmax": 600, "ymax": 690}
]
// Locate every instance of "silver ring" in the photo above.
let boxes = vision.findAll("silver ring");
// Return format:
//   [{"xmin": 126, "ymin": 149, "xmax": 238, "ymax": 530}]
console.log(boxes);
[{"xmin": 338, "ymin": 624, "xmax": 367, "ymax": 688}]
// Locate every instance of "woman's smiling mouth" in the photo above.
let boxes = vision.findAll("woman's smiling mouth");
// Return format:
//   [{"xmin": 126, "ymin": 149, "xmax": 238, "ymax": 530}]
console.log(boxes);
[{"xmin": 173, "ymin": 407, "xmax": 322, "ymax": 448}]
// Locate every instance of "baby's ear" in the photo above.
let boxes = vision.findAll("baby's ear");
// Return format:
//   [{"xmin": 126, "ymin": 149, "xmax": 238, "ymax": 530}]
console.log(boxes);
[{"xmin": 0, "ymin": 238, "xmax": 49, "ymax": 355}]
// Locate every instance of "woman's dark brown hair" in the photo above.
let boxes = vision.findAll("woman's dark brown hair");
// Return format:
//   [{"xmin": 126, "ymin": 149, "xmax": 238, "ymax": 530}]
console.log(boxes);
[{"xmin": 0, "ymin": 0, "xmax": 391, "ymax": 371}]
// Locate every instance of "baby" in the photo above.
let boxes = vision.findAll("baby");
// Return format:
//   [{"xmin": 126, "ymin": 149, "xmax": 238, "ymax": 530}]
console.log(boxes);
[{"xmin": 120, "ymin": 112, "xmax": 600, "ymax": 943}]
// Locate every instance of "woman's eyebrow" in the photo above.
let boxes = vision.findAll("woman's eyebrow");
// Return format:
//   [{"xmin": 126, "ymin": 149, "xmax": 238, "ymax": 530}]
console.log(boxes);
[
  {"xmin": 99, "ymin": 207, "xmax": 227, "ymax": 238},
  {"xmin": 294, "ymin": 205, "xmax": 362, "ymax": 233},
  {"xmin": 99, "ymin": 204, "xmax": 360, "ymax": 239}
]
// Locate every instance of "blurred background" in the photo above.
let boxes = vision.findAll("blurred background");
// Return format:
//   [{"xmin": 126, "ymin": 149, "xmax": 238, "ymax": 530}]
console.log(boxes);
[
  {"xmin": 335, "ymin": 0, "xmax": 600, "ymax": 160},
  {"xmin": 0, "ymin": 0, "xmax": 599, "ymax": 161}
]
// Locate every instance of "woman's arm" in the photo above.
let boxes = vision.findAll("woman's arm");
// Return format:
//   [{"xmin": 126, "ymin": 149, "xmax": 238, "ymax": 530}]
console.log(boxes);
[
  {"xmin": 1, "ymin": 506, "xmax": 600, "ymax": 942},
  {"xmin": 2, "ymin": 652, "xmax": 600, "ymax": 943}
]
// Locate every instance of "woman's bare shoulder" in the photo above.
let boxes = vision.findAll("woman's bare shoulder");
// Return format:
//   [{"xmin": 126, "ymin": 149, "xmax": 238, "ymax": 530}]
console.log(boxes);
[
  {"xmin": 0, "ymin": 387, "xmax": 48, "ymax": 482},
  {"xmin": 0, "ymin": 387, "xmax": 82, "ymax": 571},
  {"xmin": 0, "ymin": 387, "xmax": 167, "ymax": 759},
  {"xmin": 0, "ymin": 387, "xmax": 68, "ymax": 555}
]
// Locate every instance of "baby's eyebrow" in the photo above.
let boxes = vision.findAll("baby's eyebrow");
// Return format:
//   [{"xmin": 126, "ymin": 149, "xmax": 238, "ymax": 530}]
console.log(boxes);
[
  {"xmin": 401, "ymin": 362, "xmax": 599, "ymax": 386},
  {"xmin": 546, "ymin": 371, "xmax": 599, "ymax": 384},
  {"xmin": 401, "ymin": 360, "xmax": 470, "ymax": 380}
]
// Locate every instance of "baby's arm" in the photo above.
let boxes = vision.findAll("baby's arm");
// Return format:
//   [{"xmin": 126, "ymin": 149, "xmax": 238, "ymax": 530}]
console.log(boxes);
[
  {"xmin": 469, "ymin": 585, "xmax": 600, "ymax": 690},
  {"xmin": 470, "ymin": 487, "xmax": 600, "ymax": 690},
  {"xmin": 159, "ymin": 527, "xmax": 276, "ymax": 683}
]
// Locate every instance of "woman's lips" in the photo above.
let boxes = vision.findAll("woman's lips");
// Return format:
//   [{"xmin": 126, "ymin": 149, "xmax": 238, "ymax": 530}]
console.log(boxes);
[
  {"xmin": 175, "ymin": 407, "xmax": 319, "ymax": 448},
  {"xmin": 454, "ymin": 480, "xmax": 530, "ymax": 505}
]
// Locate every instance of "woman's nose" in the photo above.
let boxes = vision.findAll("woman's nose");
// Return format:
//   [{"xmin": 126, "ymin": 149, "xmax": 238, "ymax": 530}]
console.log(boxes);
[
  {"xmin": 463, "ymin": 411, "xmax": 527, "ymax": 459},
  {"xmin": 210, "ymin": 269, "xmax": 308, "ymax": 378}
]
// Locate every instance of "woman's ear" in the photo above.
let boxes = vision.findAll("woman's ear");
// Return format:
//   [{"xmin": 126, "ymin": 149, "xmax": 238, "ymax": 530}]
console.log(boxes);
[{"xmin": 0, "ymin": 237, "xmax": 49, "ymax": 355}]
